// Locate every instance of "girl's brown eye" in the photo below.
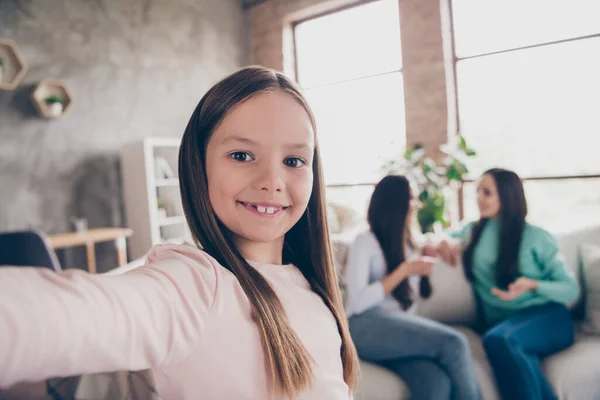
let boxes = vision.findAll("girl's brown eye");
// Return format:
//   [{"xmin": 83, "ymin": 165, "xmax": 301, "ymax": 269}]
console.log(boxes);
[
  {"xmin": 229, "ymin": 152, "xmax": 253, "ymax": 162},
  {"xmin": 283, "ymin": 157, "xmax": 306, "ymax": 168}
]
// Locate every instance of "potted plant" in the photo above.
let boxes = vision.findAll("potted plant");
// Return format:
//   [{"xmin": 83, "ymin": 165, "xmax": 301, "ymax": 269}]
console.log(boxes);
[
  {"xmin": 44, "ymin": 95, "xmax": 65, "ymax": 117},
  {"xmin": 0, "ymin": 58, "xmax": 4, "ymax": 83},
  {"xmin": 382, "ymin": 135, "xmax": 477, "ymax": 234}
]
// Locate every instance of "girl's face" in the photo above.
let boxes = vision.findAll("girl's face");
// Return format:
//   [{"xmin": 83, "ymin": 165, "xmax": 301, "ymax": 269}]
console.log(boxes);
[
  {"xmin": 205, "ymin": 91, "xmax": 314, "ymax": 254},
  {"xmin": 476, "ymin": 173, "xmax": 501, "ymax": 219}
]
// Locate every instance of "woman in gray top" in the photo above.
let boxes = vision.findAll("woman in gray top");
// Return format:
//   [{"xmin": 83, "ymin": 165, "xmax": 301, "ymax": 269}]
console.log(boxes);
[{"xmin": 345, "ymin": 175, "xmax": 480, "ymax": 400}]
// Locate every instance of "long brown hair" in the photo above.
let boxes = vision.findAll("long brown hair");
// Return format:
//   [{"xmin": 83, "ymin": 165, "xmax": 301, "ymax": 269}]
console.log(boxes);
[
  {"xmin": 367, "ymin": 175, "xmax": 432, "ymax": 310},
  {"xmin": 178, "ymin": 66, "xmax": 359, "ymax": 397},
  {"xmin": 463, "ymin": 168, "xmax": 528, "ymax": 289}
]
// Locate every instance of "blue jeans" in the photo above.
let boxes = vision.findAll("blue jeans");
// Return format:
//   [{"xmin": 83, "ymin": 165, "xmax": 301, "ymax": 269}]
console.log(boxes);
[
  {"xmin": 482, "ymin": 302, "xmax": 575, "ymax": 400},
  {"xmin": 348, "ymin": 304, "xmax": 481, "ymax": 400}
]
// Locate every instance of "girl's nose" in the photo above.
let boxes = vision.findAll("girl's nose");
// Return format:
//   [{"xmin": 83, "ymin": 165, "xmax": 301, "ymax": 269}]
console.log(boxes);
[{"xmin": 256, "ymin": 162, "xmax": 284, "ymax": 192}]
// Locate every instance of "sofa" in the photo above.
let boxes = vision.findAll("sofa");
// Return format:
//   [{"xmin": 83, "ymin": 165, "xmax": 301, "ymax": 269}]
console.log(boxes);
[
  {"xmin": 4, "ymin": 224, "xmax": 600, "ymax": 400},
  {"xmin": 332, "ymin": 224, "xmax": 600, "ymax": 400}
]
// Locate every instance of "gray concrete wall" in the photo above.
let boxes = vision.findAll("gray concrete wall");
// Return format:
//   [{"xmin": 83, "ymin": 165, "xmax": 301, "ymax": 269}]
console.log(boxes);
[{"xmin": 0, "ymin": 0, "xmax": 248, "ymax": 271}]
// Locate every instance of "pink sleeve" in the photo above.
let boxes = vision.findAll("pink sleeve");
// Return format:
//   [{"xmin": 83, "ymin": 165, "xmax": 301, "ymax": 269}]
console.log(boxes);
[{"xmin": 0, "ymin": 245, "xmax": 218, "ymax": 387}]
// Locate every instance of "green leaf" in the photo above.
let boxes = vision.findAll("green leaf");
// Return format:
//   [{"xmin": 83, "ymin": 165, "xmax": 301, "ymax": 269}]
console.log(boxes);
[
  {"xmin": 446, "ymin": 165, "xmax": 462, "ymax": 181},
  {"xmin": 45, "ymin": 95, "xmax": 64, "ymax": 104},
  {"xmin": 408, "ymin": 148, "xmax": 425, "ymax": 164}
]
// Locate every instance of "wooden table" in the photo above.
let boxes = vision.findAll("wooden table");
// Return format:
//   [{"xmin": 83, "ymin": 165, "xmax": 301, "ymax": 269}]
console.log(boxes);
[{"xmin": 48, "ymin": 228, "xmax": 133, "ymax": 274}]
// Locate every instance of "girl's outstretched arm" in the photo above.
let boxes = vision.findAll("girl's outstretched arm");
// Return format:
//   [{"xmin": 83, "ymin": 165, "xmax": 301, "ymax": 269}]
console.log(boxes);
[{"xmin": 0, "ymin": 244, "xmax": 217, "ymax": 387}]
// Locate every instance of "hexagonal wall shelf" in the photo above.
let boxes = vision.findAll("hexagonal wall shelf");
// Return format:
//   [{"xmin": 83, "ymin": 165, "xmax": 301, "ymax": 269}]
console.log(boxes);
[
  {"xmin": 31, "ymin": 79, "xmax": 74, "ymax": 119},
  {"xmin": 0, "ymin": 38, "xmax": 28, "ymax": 90}
]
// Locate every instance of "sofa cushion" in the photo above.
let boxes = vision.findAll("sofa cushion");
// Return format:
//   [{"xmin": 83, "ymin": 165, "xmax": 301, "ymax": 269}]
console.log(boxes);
[
  {"xmin": 542, "ymin": 333, "xmax": 600, "ymax": 400},
  {"xmin": 415, "ymin": 261, "xmax": 477, "ymax": 326},
  {"xmin": 453, "ymin": 326, "xmax": 501, "ymax": 400},
  {"xmin": 580, "ymin": 244, "xmax": 600, "ymax": 335},
  {"xmin": 554, "ymin": 224, "xmax": 600, "ymax": 301},
  {"xmin": 355, "ymin": 361, "xmax": 409, "ymax": 400}
]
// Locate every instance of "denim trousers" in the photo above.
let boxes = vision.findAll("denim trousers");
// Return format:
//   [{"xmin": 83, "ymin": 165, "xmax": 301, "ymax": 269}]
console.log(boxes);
[
  {"xmin": 348, "ymin": 303, "xmax": 481, "ymax": 400},
  {"xmin": 482, "ymin": 302, "xmax": 575, "ymax": 400}
]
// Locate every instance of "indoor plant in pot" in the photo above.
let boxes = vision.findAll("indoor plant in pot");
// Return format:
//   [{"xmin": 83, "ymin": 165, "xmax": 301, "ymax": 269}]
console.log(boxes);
[
  {"xmin": 44, "ymin": 94, "xmax": 65, "ymax": 117},
  {"xmin": 382, "ymin": 135, "xmax": 477, "ymax": 234}
]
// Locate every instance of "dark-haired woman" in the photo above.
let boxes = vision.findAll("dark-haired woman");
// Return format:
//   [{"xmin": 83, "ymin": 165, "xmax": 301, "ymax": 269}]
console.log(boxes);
[
  {"xmin": 345, "ymin": 175, "xmax": 481, "ymax": 400},
  {"xmin": 437, "ymin": 168, "xmax": 580, "ymax": 400}
]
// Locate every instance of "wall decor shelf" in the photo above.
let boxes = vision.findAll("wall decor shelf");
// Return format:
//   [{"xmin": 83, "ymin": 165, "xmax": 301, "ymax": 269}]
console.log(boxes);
[
  {"xmin": 0, "ymin": 38, "xmax": 28, "ymax": 90},
  {"xmin": 31, "ymin": 79, "xmax": 74, "ymax": 118}
]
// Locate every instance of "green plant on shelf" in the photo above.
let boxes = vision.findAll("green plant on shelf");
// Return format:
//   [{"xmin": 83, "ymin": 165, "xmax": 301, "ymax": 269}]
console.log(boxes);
[
  {"xmin": 44, "ymin": 95, "xmax": 65, "ymax": 105},
  {"xmin": 157, "ymin": 198, "xmax": 168, "ymax": 218}
]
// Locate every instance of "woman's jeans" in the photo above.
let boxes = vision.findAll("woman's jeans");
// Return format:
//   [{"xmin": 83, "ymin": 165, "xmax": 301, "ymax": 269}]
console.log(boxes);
[
  {"xmin": 482, "ymin": 302, "xmax": 575, "ymax": 400},
  {"xmin": 348, "ymin": 304, "xmax": 481, "ymax": 400}
]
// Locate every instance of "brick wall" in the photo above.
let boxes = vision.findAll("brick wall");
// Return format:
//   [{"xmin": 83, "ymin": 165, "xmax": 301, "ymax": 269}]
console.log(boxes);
[{"xmin": 246, "ymin": 0, "xmax": 456, "ymax": 158}]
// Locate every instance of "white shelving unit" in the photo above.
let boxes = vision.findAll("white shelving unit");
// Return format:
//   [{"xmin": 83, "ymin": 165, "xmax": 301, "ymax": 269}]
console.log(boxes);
[{"xmin": 121, "ymin": 137, "xmax": 192, "ymax": 260}]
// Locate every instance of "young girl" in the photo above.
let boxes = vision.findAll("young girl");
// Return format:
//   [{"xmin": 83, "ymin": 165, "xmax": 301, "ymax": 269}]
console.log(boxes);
[
  {"xmin": 0, "ymin": 66, "xmax": 359, "ymax": 399},
  {"xmin": 437, "ymin": 168, "xmax": 580, "ymax": 400},
  {"xmin": 345, "ymin": 175, "xmax": 481, "ymax": 400}
]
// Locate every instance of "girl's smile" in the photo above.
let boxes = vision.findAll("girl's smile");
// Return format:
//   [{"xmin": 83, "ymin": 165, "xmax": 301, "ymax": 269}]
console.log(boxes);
[{"xmin": 237, "ymin": 201, "xmax": 290, "ymax": 218}]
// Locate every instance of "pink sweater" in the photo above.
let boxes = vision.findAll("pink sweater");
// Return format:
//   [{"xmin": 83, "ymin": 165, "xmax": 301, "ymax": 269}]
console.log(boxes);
[{"xmin": 0, "ymin": 244, "xmax": 350, "ymax": 399}]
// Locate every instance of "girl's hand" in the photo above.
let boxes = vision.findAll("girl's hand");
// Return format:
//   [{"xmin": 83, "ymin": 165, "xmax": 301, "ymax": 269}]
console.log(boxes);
[
  {"xmin": 437, "ymin": 240, "xmax": 461, "ymax": 267},
  {"xmin": 491, "ymin": 277, "xmax": 538, "ymax": 301},
  {"xmin": 402, "ymin": 257, "xmax": 436, "ymax": 277}
]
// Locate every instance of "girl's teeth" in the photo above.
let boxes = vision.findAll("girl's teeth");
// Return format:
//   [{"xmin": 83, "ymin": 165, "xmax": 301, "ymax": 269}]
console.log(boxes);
[{"xmin": 255, "ymin": 205, "xmax": 278, "ymax": 214}]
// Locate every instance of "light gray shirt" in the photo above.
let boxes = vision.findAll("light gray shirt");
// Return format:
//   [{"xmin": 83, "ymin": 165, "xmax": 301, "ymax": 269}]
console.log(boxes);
[{"xmin": 344, "ymin": 230, "xmax": 420, "ymax": 317}]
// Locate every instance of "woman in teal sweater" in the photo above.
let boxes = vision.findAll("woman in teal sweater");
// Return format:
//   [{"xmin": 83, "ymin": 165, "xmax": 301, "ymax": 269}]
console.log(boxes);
[{"xmin": 437, "ymin": 168, "xmax": 579, "ymax": 400}]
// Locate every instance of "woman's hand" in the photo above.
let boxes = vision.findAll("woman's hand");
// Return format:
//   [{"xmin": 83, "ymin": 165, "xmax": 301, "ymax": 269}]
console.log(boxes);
[
  {"xmin": 437, "ymin": 240, "xmax": 461, "ymax": 267},
  {"xmin": 382, "ymin": 257, "xmax": 437, "ymax": 295},
  {"xmin": 402, "ymin": 257, "xmax": 436, "ymax": 277},
  {"xmin": 491, "ymin": 277, "xmax": 538, "ymax": 301},
  {"xmin": 421, "ymin": 243, "xmax": 438, "ymax": 257}
]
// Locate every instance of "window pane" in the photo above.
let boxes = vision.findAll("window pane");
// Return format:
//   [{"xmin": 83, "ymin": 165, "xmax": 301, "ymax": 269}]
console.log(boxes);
[
  {"xmin": 295, "ymin": 0, "xmax": 401, "ymax": 88},
  {"xmin": 462, "ymin": 178, "xmax": 600, "ymax": 232},
  {"xmin": 306, "ymin": 72, "xmax": 405, "ymax": 185},
  {"xmin": 457, "ymin": 37, "xmax": 600, "ymax": 178},
  {"xmin": 452, "ymin": 0, "xmax": 600, "ymax": 58}
]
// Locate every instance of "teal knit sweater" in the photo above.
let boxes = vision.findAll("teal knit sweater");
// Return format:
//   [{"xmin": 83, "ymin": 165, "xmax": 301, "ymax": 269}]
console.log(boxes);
[{"xmin": 451, "ymin": 220, "xmax": 580, "ymax": 325}]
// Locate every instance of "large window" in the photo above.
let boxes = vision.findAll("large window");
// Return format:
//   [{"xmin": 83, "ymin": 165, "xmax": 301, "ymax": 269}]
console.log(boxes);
[
  {"xmin": 452, "ymin": 0, "xmax": 600, "ymax": 230},
  {"xmin": 294, "ymin": 0, "xmax": 404, "ymax": 216}
]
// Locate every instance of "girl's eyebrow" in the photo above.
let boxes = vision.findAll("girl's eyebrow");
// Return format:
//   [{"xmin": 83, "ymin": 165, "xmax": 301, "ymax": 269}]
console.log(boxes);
[
  {"xmin": 284, "ymin": 142, "xmax": 313, "ymax": 150},
  {"xmin": 220, "ymin": 136, "xmax": 257, "ymax": 146},
  {"xmin": 221, "ymin": 135, "xmax": 313, "ymax": 150}
]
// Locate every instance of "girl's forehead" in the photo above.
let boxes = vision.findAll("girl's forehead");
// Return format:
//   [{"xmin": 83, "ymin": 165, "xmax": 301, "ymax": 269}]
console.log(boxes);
[{"xmin": 214, "ymin": 91, "xmax": 315, "ymax": 148}]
